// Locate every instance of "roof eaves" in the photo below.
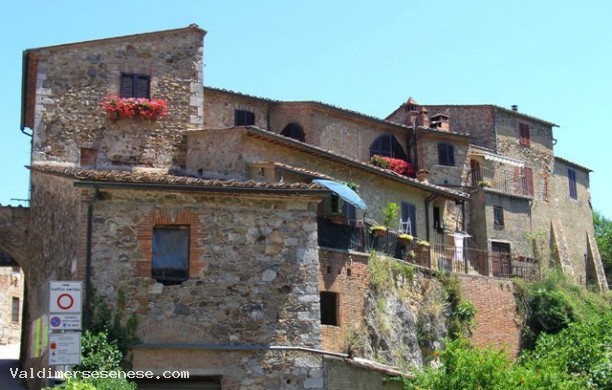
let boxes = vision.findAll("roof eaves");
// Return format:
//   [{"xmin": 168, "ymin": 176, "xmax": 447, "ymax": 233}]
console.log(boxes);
[
  {"xmin": 244, "ymin": 127, "xmax": 470, "ymax": 200},
  {"xmin": 554, "ymin": 156, "xmax": 593, "ymax": 173}
]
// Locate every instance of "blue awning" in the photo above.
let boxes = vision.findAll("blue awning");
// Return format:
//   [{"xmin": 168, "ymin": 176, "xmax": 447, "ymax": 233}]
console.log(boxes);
[{"xmin": 313, "ymin": 179, "xmax": 368, "ymax": 210}]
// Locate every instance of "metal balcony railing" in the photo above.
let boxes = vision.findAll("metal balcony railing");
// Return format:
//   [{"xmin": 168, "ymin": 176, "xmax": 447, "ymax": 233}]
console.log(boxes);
[
  {"xmin": 317, "ymin": 217, "xmax": 540, "ymax": 279},
  {"xmin": 470, "ymin": 167, "xmax": 531, "ymax": 197}
]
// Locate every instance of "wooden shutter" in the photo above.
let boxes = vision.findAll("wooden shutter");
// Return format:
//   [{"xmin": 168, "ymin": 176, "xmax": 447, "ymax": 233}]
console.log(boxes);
[
  {"xmin": 523, "ymin": 167, "xmax": 534, "ymax": 196},
  {"xmin": 438, "ymin": 143, "xmax": 454, "ymax": 166},
  {"xmin": 135, "ymin": 75, "xmax": 150, "ymax": 98},
  {"xmin": 519, "ymin": 124, "xmax": 531, "ymax": 145},
  {"xmin": 568, "ymin": 168, "xmax": 577, "ymax": 199},
  {"xmin": 119, "ymin": 75, "xmax": 134, "ymax": 98}
]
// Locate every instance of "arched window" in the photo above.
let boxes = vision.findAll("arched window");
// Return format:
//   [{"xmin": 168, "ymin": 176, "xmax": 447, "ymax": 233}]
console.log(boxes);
[
  {"xmin": 369, "ymin": 134, "xmax": 407, "ymax": 160},
  {"xmin": 281, "ymin": 123, "xmax": 305, "ymax": 142}
]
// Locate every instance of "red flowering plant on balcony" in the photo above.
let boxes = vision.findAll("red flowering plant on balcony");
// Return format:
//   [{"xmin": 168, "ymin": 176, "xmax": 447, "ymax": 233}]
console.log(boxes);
[
  {"xmin": 101, "ymin": 95, "xmax": 169, "ymax": 122},
  {"xmin": 369, "ymin": 155, "xmax": 415, "ymax": 177}
]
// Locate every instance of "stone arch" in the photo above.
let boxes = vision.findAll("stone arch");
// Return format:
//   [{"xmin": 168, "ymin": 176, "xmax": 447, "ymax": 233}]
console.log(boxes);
[
  {"xmin": 369, "ymin": 134, "xmax": 408, "ymax": 160},
  {"xmin": 0, "ymin": 206, "xmax": 30, "ymax": 270},
  {"xmin": 137, "ymin": 319, "xmax": 209, "ymax": 344}
]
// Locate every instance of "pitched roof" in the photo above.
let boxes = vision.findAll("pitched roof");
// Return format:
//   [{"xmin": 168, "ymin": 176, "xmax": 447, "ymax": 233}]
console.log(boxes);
[
  {"xmin": 205, "ymin": 86, "xmax": 473, "ymax": 141},
  {"xmin": 555, "ymin": 156, "xmax": 593, "ymax": 173},
  {"xmin": 237, "ymin": 127, "xmax": 470, "ymax": 200},
  {"xmin": 28, "ymin": 164, "xmax": 329, "ymax": 195}
]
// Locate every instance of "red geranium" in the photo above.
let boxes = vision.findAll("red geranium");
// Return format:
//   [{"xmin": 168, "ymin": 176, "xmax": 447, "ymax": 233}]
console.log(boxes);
[
  {"xmin": 101, "ymin": 95, "xmax": 169, "ymax": 122},
  {"xmin": 369, "ymin": 155, "xmax": 415, "ymax": 177}
]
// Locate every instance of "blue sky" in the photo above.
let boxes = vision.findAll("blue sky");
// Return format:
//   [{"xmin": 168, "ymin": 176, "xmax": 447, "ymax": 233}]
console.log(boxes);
[{"xmin": 1, "ymin": 1, "xmax": 610, "ymax": 217}]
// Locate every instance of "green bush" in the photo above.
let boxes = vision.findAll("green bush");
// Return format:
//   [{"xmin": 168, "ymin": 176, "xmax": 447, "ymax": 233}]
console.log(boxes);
[{"xmin": 74, "ymin": 330, "xmax": 123, "ymax": 372}]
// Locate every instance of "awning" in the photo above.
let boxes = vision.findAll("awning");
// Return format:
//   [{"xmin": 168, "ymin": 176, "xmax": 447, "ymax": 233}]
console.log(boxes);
[
  {"xmin": 481, "ymin": 152, "xmax": 524, "ymax": 167},
  {"xmin": 313, "ymin": 179, "xmax": 368, "ymax": 210}
]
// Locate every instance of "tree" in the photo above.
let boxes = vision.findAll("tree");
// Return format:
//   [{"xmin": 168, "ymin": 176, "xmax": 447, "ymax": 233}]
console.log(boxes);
[{"xmin": 594, "ymin": 210, "xmax": 612, "ymax": 280}]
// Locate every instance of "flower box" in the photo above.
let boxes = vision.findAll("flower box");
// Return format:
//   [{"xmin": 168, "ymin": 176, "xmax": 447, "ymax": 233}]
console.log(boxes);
[{"xmin": 101, "ymin": 95, "xmax": 169, "ymax": 122}]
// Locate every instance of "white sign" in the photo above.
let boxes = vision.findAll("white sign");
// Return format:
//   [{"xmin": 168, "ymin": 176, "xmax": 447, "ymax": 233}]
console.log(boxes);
[
  {"xmin": 50, "ymin": 281, "xmax": 82, "ymax": 314},
  {"xmin": 49, "ymin": 314, "xmax": 82, "ymax": 331},
  {"xmin": 48, "ymin": 332, "xmax": 81, "ymax": 365}
]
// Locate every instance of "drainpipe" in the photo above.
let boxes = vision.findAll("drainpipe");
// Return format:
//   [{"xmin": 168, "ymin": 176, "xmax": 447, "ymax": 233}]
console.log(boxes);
[
  {"xmin": 83, "ymin": 186, "xmax": 99, "ymax": 329},
  {"xmin": 460, "ymin": 200, "xmax": 466, "ymax": 232},
  {"xmin": 424, "ymin": 194, "xmax": 440, "ymax": 242}
]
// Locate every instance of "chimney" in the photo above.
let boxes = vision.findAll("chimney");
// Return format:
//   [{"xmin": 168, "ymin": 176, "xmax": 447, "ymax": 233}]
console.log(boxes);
[
  {"xmin": 430, "ymin": 113, "xmax": 450, "ymax": 131},
  {"xmin": 404, "ymin": 97, "xmax": 419, "ymax": 127},
  {"xmin": 417, "ymin": 106, "xmax": 430, "ymax": 128},
  {"xmin": 511, "ymin": 105, "xmax": 518, "ymax": 112}
]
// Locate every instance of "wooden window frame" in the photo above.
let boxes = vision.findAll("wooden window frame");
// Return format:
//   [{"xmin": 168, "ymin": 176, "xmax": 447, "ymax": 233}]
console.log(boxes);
[
  {"xmin": 11, "ymin": 297, "xmax": 19, "ymax": 323},
  {"xmin": 234, "ymin": 109, "xmax": 255, "ymax": 126},
  {"xmin": 568, "ymin": 168, "xmax": 578, "ymax": 199},
  {"xmin": 493, "ymin": 206, "xmax": 504, "ymax": 228},
  {"xmin": 120, "ymin": 73, "xmax": 151, "ymax": 99},
  {"xmin": 437, "ymin": 143, "xmax": 455, "ymax": 166},
  {"xmin": 519, "ymin": 123, "xmax": 531, "ymax": 146},
  {"xmin": 152, "ymin": 225, "xmax": 190, "ymax": 285}
]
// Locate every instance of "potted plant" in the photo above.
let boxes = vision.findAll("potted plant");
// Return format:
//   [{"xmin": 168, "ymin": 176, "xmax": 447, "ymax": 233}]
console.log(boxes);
[
  {"xmin": 399, "ymin": 233, "xmax": 414, "ymax": 246},
  {"xmin": 370, "ymin": 225, "xmax": 387, "ymax": 237},
  {"xmin": 477, "ymin": 179, "xmax": 492, "ymax": 188},
  {"xmin": 382, "ymin": 202, "xmax": 399, "ymax": 229},
  {"xmin": 417, "ymin": 240, "xmax": 430, "ymax": 248}
]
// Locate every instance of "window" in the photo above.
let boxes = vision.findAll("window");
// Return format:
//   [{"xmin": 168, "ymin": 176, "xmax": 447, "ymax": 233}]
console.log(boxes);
[
  {"xmin": 152, "ymin": 226, "xmax": 189, "ymax": 285},
  {"xmin": 11, "ymin": 297, "xmax": 19, "ymax": 323},
  {"xmin": 433, "ymin": 207, "xmax": 442, "ymax": 232},
  {"xmin": 369, "ymin": 134, "xmax": 408, "ymax": 160},
  {"xmin": 120, "ymin": 73, "xmax": 150, "ymax": 98},
  {"xmin": 281, "ymin": 123, "xmax": 305, "ymax": 142},
  {"xmin": 470, "ymin": 159, "xmax": 481, "ymax": 186},
  {"xmin": 401, "ymin": 202, "xmax": 417, "ymax": 236},
  {"xmin": 437, "ymin": 143, "xmax": 455, "ymax": 166},
  {"xmin": 519, "ymin": 123, "xmax": 531, "ymax": 146},
  {"xmin": 522, "ymin": 167, "xmax": 534, "ymax": 196},
  {"xmin": 320, "ymin": 292, "xmax": 338, "ymax": 326},
  {"xmin": 342, "ymin": 202, "xmax": 357, "ymax": 224},
  {"xmin": 80, "ymin": 148, "xmax": 97, "ymax": 167},
  {"xmin": 568, "ymin": 168, "xmax": 578, "ymax": 199},
  {"xmin": 493, "ymin": 206, "xmax": 504, "ymax": 228},
  {"xmin": 234, "ymin": 109, "xmax": 255, "ymax": 126}
]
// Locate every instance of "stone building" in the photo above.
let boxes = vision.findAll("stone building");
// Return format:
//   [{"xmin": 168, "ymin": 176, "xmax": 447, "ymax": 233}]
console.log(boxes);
[{"xmin": 0, "ymin": 24, "xmax": 605, "ymax": 389}]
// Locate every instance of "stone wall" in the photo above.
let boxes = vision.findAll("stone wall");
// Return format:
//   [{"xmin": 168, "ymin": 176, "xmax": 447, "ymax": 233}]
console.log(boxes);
[
  {"xmin": 27, "ymin": 26, "xmax": 205, "ymax": 170},
  {"xmin": 187, "ymin": 128, "xmax": 444, "ymax": 241},
  {"xmin": 417, "ymin": 133, "xmax": 470, "ymax": 188},
  {"xmin": 324, "ymin": 357, "xmax": 403, "ymax": 390},
  {"xmin": 483, "ymin": 191, "xmax": 533, "ymax": 256},
  {"xmin": 420, "ymin": 105, "xmax": 496, "ymax": 148},
  {"xmin": 551, "ymin": 159, "xmax": 606, "ymax": 289},
  {"xmin": 0, "ymin": 267, "xmax": 24, "ymax": 344},
  {"xmin": 86, "ymin": 187, "xmax": 325, "ymax": 388},
  {"xmin": 203, "ymin": 87, "xmax": 273, "ymax": 130},
  {"xmin": 459, "ymin": 274, "xmax": 521, "ymax": 356},
  {"xmin": 24, "ymin": 172, "xmax": 84, "ymax": 388}
]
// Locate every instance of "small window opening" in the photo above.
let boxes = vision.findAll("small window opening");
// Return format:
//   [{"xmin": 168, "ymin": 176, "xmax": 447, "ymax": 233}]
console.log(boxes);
[{"xmin": 320, "ymin": 292, "xmax": 338, "ymax": 326}]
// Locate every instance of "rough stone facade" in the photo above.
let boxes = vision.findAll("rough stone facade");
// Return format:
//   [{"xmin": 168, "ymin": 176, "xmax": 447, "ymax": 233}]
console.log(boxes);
[
  {"xmin": 4, "ymin": 24, "xmax": 606, "ymax": 390},
  {"xmin": 25, "ymin": 26, "xmax": 205, "ymax": 170},
  {"xmin": 0, "ymin": 266, "xmax": 23, "ymax": 344}
]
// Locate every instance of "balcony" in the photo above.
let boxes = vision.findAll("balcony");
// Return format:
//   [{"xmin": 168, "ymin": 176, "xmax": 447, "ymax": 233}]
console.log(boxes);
[
  {"xmin": 470, "ymin": 167, "xmax": 532, "ymax": 197},
  {"xmin": 317, "ymin": 217, "xmax": 539, "ymax": 279}
]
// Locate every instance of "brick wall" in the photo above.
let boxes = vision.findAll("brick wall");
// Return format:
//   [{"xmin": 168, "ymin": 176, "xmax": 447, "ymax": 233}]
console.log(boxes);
[
  {"xmin": 459, "ymin": 274, "xmax": 521, "ymax": 356},
  {"xmin": 319, "ymin": 249, "xmax": 369, "ymax": 352}
]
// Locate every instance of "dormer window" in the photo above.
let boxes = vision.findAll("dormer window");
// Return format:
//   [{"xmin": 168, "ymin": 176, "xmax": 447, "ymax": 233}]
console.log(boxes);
[{"xmin": 120, "ymin": 73, "xmax": 150, "ymax": 98}]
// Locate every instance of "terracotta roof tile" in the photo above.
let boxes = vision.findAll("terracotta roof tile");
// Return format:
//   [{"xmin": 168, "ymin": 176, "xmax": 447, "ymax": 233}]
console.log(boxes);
[
  {"xmin": 242, "ymin": 127, "xmax": 470, "ymax": 200},
  {"xmin": 28, "ymin": 164, "xmax": 327, "ymax": 192}
]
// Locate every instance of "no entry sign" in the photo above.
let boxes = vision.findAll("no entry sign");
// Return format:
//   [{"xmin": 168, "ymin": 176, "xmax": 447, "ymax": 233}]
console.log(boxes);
[{"xmin": 49, "ymin": 281, "xmax": 82, "ymax": 314}]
